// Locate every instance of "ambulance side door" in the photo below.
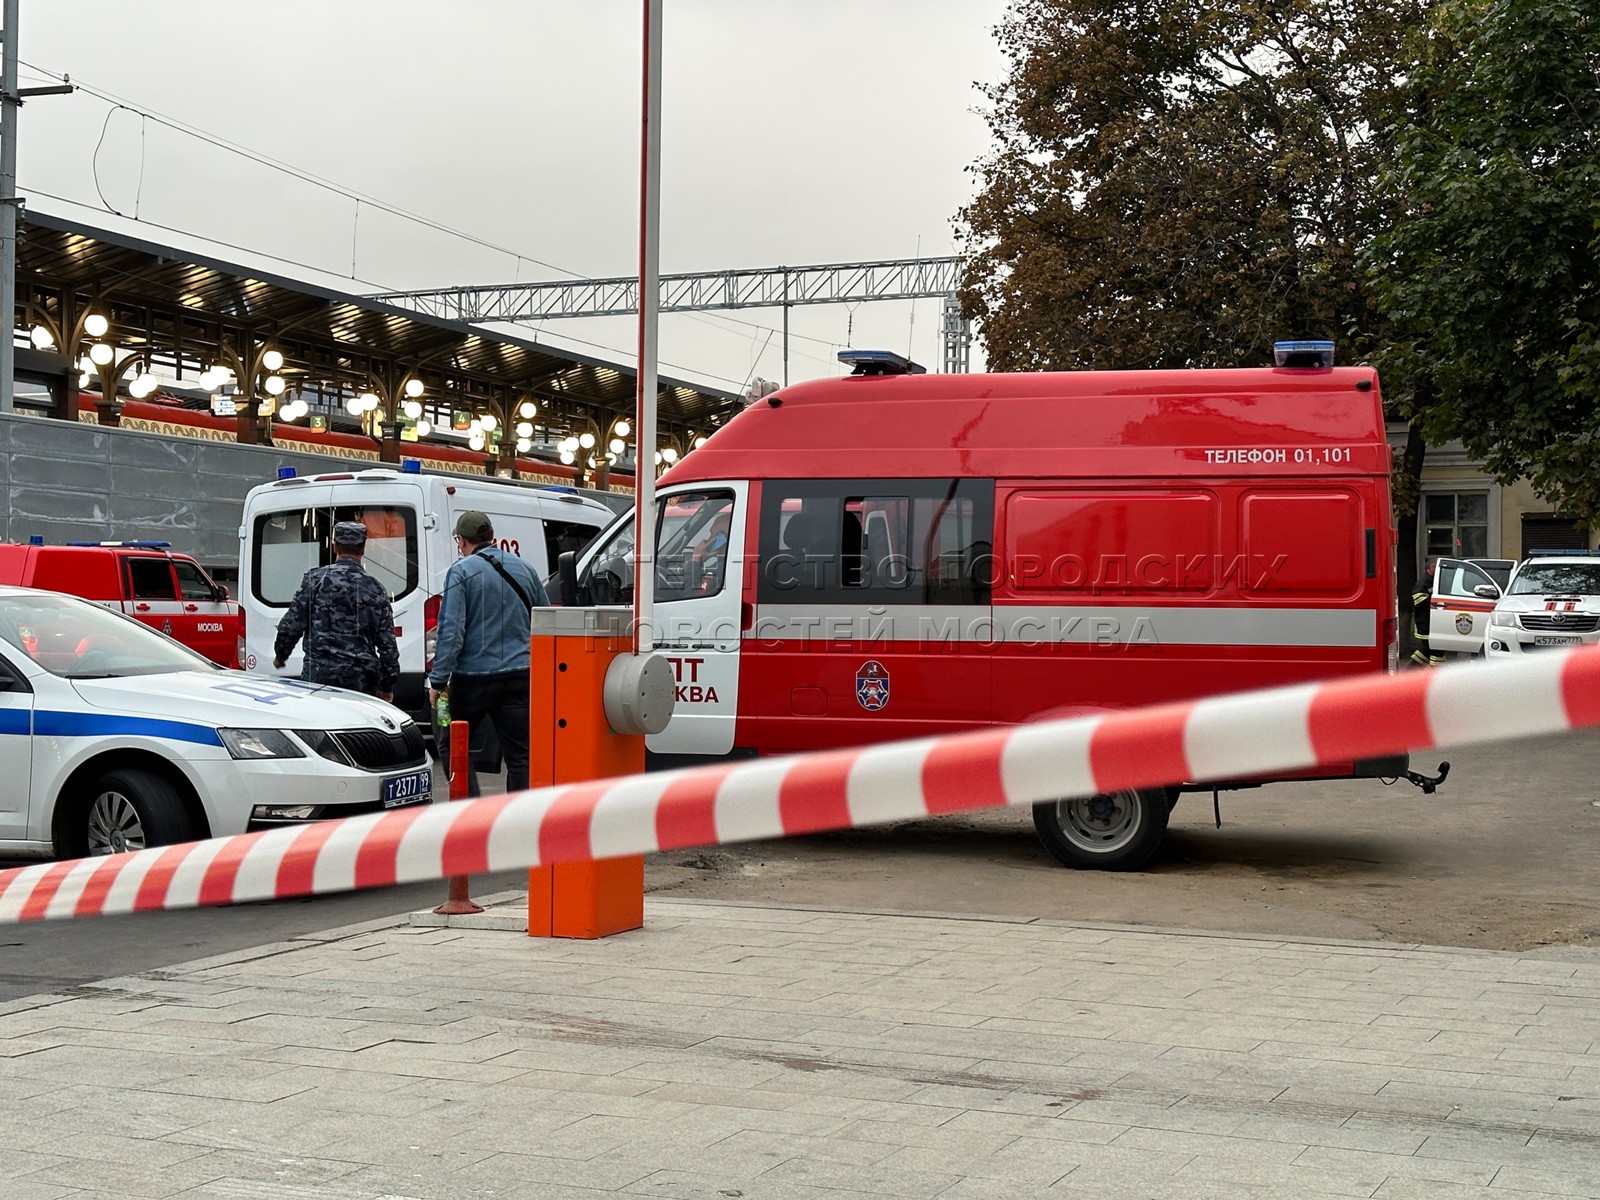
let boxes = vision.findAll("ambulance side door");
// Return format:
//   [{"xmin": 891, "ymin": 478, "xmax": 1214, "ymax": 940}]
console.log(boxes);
[{"xmin": 1430, "ymin": 557, "xmax": 1499, "ymax": 654}]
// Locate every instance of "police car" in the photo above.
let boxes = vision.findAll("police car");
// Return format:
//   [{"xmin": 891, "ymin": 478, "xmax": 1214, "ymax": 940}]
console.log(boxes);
[
  {"xmin": 1485, "ymin": 553, "xmax": 1600, "ymax": 656},
  {"xmin": 0, "ymin": 585, "xmax": 431, "ymax": 859}
]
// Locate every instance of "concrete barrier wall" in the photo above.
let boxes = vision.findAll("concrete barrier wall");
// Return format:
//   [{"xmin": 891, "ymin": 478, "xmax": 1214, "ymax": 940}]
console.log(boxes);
[{"xmin": 0, "ymin": 413, "xmax": 630, "ymax": 572}]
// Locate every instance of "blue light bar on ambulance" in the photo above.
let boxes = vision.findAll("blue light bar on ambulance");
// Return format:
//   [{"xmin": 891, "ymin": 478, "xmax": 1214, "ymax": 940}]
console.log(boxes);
[
  {"xmin": 838, "ymin": 349, "xmax": 927, "ymax": 377},
  {"xmin": 1273, "ymin": 340, "xmax": 1336, "ymax": 368},
  {"xmin": 402, "ymin": 459, "xmax": 422, "ymax": 473}
]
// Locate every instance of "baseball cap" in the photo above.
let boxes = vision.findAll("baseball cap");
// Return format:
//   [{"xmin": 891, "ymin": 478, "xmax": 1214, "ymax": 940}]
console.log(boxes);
[
  {"xmin": 332, "ymin": 521, "xmax": 369, "ymax": 547},
  {"xmin": 454, "ymin": 510, "xmax": 494, "ymax": 541}
]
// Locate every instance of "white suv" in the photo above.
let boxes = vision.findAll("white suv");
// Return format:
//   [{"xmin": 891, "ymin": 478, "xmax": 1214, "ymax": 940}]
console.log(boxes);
[{"xmin": 1485, "ymin": 554, "xmax": 1600, "ymax": 656}]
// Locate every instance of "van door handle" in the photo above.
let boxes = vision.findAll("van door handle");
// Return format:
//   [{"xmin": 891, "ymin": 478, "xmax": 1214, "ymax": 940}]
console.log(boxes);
[
  {"xmin": 184, "ymin": 604, "xmax": 199, "ymax": 612},
  {"xmin": 135, "ymin": 603, "xmax": 151, "ymax": 612}
]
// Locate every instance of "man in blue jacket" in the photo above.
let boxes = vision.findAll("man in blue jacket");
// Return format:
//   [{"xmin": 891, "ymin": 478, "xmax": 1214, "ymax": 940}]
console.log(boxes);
[{"xmin": 427, "ymin": 510, "xmax": 548, "ymax": 795}]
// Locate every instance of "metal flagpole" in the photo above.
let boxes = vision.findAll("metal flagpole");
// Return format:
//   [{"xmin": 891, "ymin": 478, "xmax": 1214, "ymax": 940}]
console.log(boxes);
[
  {"xmin": 633, "ymin": 0, "xmax": 663, "ymax": 656},
  {"xmin": 0, "ymin": 0, "xmax": 20, "ymax": 415}
]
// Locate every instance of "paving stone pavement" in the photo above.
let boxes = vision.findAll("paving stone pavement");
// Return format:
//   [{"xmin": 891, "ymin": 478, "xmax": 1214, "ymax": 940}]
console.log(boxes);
[{"xmin": 1, "ymin": 896, "xmax": 1599, "ymax": 1199}]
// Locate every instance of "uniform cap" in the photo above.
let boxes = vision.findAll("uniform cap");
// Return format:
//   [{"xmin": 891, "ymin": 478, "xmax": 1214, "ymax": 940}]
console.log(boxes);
[
  {"xmin": 454, "ymin": 510, "xmax": 494, "ymax": 541},
  {"xmin": 332, "ymin": 521, "xmax": 369, "ymax": 547}
]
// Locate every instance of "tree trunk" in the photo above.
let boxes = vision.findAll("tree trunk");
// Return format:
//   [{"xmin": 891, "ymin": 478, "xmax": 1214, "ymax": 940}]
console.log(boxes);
[{"xmin": 1395, "ymin": 420, "xmax": 1427, "ymax": 661}]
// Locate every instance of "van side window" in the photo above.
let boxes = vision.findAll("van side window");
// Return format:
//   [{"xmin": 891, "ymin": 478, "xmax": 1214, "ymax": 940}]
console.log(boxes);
[
  {"xmin": 173, "ymin": 561, "xmax": 216, "ymax": 601},
  {"xmin": 251, "ymin": 506, "xmax": 419, "ymax": 606},
  {"xmin": 655, "ymin": 492, "xmax": 735, "ymax": 602},
  {"xmin": 759, "ymin": 480, "xmax": 993, "ymax": 605},
  {"xmin": 543, "ymin": 519, "xmax": 598, "ymax": 578},
  {"xmin": 126, "ymin": 558, "xmax": 177, "ymax": 601},
  {"xmin": 578, "ymin": 491, "xmax": 736, "ymax": 605}
]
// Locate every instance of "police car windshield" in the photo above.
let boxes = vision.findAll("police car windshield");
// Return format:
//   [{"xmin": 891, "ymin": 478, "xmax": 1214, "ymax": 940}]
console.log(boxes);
[
  {"xmin": 1508, "ymin": 563, "xmax": 1600, "ymax": 596},
  {"xmin": 0, "ymin": 592, "xmax": 215, "ymax": 678}
]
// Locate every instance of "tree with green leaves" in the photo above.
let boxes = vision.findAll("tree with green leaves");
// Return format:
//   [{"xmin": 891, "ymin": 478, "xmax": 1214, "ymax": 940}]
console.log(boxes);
[
  {"xmin": 957, "ymin": 0, "xmax": 1422, "ymax": 373},
  {"xmin": 1368, "ymin": 0, "xmax": 1600, "ymax": 520}
]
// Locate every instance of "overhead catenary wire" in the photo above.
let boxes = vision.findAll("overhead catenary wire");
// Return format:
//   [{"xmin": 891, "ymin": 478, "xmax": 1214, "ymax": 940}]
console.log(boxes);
[{"xmin": 22, "ymin": 61, "xmax": 921, "ymax": 384}]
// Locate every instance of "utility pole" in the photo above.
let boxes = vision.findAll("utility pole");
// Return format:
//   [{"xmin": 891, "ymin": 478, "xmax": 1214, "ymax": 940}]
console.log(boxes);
[
  {"xmin": 0, "ymin": 1, "xmax": 73, "ymax": 415},
  {"xmin": 0, "ymin": 0, "xmax": 20, "ymax": 415}
]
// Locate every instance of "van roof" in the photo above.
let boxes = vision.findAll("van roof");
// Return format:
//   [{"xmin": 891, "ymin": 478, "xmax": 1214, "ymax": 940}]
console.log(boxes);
[
  {"xmin": 662, "ymin": 366, "xmax": 1387, "ymax": 482},
  {"xmin": 253, "ymin": 467, "xmax": 612, "ymax": 509}
]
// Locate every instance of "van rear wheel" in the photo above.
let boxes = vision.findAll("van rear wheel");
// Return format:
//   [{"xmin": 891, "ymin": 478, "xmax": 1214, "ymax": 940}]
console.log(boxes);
[{"xmin": 1032, "ymin": 787, "xmax": 1171, "ymax": 871}]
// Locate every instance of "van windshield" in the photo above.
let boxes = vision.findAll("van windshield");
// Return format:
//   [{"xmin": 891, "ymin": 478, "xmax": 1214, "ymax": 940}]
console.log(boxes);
[{"xmin": 252, "ymin": 506, "xmax": 419, "ymax": 606}]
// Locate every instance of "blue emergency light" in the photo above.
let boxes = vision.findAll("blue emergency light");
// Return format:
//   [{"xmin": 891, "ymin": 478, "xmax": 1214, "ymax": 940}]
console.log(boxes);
[
  {"xmin": 66, "ymin": 540, "xmax": 173, "ymax": 548},
  {"xmin": 402, "ymin": 459, "xmax": 422, "ymax": 473},
  {"xmin": 28, "ymin": 535, "xmax": 42, "ymax": 545},
  {"xmin": 838, "ymin": 349, "xmax": 927, "ymax": 376},
  {"xmin": 277, "ymin": 467, "xmax": 297, "ymax": 479},
  {"xmin": 1273, "ymin": 340, "xmax": 1336, "ymax": 368}
]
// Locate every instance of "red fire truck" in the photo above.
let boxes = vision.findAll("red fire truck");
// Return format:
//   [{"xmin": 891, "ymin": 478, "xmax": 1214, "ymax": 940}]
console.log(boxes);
[{"xmin": 562, "ymin": 344, "xmax": 1442, "ymax": 869}]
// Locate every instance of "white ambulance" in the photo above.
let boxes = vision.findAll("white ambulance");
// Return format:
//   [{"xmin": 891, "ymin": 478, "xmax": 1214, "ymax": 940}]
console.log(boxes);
[{"xmin": 239, "ymin": 465, "xmax": 614, "ymax": 723}]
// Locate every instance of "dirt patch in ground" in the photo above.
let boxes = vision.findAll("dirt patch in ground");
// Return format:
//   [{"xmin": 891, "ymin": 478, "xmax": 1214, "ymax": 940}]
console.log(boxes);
[{"xmin": 646, "ymin": 730, "xmax": 1600, "ymax": 953}]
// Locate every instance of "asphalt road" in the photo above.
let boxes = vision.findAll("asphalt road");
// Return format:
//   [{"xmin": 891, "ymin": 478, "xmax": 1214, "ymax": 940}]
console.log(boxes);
[{"xmin": 0, "ymin": 870, "xmax": 531, "ymax": 1003}]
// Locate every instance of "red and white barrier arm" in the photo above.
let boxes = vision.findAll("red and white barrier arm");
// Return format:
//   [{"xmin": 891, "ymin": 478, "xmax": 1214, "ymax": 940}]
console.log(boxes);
[{"xmin": 4, "ymin": 648, "xmax": 1599, "ymax": 924}]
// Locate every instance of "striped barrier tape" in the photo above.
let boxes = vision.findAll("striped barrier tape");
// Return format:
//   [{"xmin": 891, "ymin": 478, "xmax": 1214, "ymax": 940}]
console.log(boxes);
[{"xmin": 3, "ymin": 645, "xmax": 1599, "ymax": 924}]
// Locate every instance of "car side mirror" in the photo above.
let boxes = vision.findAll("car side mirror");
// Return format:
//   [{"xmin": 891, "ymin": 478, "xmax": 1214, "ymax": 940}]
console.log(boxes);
[
  {"xmin": 1473, "ymin": 584, "xmax": 1500, "ymax": 599},
  {"xmin": 557, "ymin": 550, "xmax": 580, "ymax": 607},
  {"xmin": 213, "ymin": 584, "xmax": 230, "ymax": 602}
]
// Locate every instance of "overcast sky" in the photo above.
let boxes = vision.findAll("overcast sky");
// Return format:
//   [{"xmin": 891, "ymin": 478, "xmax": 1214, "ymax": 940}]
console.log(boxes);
[{"xmin": 19, "ymin": 1, "xmax": 1010, "ymax": 397}]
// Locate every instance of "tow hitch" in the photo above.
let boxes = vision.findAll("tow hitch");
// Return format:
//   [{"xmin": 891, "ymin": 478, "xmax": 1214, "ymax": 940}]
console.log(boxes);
[{"xmin": 1403, "ymin": 761, "xmax": 1450, "ymax": 794}]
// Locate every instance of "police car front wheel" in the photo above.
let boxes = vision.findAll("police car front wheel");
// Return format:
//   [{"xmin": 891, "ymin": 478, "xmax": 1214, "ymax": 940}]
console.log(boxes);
[
  {"xmin": 1032, "ymin": 788, "xmax": 1172, "ymax": 871},
  {"xmin": 79, "ymin": 768, "xmax": 194, "ymax": 857}
]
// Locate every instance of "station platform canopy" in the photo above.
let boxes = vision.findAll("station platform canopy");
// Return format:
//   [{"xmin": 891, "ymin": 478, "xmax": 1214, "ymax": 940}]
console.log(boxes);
[{"xmin": 10, "ymin": 209, "xmax": 740, "ymax": 476}]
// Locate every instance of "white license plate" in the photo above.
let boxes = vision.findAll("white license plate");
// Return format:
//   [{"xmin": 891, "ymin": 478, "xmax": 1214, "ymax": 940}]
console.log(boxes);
[
  {"xmin": 382, "ymin": 768, "xmax": 432, "ymax": 807},
  {"xmin": 1534, "ymin": 635, "xmax": 1581, "ymax": 646}
]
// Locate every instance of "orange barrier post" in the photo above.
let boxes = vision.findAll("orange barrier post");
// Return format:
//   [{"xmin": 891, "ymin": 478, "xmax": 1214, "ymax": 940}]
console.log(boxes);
[
  {"xmin": 433, "ymin": 719, "xmax": 484, "ymax": 916},
  {"xmin": 527, "ymin": 609, "xmax": 645, "ymax": 939}
]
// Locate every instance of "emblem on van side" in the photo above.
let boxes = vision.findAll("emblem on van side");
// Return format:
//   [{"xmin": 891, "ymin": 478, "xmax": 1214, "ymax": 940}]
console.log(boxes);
[
  {"xmin": 1455, "ymin": 613, "xmax": 1473, "ymax": 635},
  {"xmin": 856, "ymin": 660, "xmax": 890, "ymax": 711}
]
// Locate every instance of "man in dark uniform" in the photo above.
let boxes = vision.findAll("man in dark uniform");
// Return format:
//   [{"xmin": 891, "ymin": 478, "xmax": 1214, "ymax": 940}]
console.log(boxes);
[{"xmin": 272, "ymin": 520, "xmax": 400, "ymax": 701}]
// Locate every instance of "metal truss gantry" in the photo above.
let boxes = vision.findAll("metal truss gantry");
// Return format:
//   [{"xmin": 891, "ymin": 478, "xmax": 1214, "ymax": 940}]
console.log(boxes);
[{"xmin": 377, "ymin": 256, "xmax": 973, "ymax": 383}]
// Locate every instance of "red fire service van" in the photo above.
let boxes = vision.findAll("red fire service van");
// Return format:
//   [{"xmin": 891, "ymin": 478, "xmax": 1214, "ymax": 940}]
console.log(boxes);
[
  {"xmin": 0, "ymin": 540, "xmax": 242, "ymax": 667},
  {"xmin": 561, "ymin": 343, "xmax": 1444, "ymax": 870}
]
